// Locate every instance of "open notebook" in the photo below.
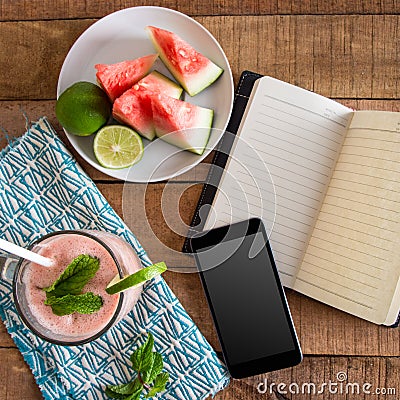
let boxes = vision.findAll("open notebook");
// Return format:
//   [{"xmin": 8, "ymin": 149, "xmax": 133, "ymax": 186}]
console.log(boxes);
[{"xmin": 185, "ymin": 72, "xmax": 400, "ymax": 326}]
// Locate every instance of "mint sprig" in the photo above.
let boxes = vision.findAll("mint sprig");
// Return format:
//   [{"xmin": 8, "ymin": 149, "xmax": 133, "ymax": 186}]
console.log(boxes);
[
  {"xmin": 43, "ymin": 254, "xmax": 103, "ymax": 316},
  {"xmin": 44, "ymin": 292, "xmax": 103, "ymax": 316},
  {"xmin": 144, "ymin": 373, "xmax": 169, "ymax": 399},
  {"xmin": 105, "ymin": 333, "xmax": 169, "ymax": 399},
  {"xmin": 43, "ymin": 254, "xmax": 100, "ymax": 296}
]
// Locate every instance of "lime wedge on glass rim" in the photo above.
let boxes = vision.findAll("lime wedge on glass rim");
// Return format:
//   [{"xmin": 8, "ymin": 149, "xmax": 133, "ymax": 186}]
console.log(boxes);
[
  {"xmin": 106, "ymin": 262, "xmax": 167, "ymax": 295},
  {"xmin": 93, "ymin": 125, "xmax": 144, "ymax": 169}
]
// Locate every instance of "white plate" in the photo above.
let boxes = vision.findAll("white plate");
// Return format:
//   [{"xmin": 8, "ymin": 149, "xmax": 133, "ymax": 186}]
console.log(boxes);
[{"xmin": 57, "ymin": 6, "xmax": 233, "ymax": 182}]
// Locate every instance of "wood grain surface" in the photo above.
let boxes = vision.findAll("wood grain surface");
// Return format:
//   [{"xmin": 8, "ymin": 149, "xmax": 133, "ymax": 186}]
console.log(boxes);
[
  {"xmin": 1, "ymin": 15, "xmax": 400, "ymax": 100},
  {"xmin": 0, "ymin": 0, "xmax": 399, "ymax": 21},
  {"xmin": 0, "ymin": 0, "xmax": 399, "ymax": 399}
]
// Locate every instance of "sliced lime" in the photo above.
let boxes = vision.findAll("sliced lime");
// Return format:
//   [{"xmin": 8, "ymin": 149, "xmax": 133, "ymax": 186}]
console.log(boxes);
[
  {"xmin": 93, "ymin": 125, "xmax": 144, "ymax": 169},
  {"xmin": 106, "ymin": 262, "xmax": 167, "ymax": 295}
]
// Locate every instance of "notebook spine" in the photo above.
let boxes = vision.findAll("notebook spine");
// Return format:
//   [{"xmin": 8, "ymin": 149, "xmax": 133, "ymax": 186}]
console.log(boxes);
[{"xmin": 182, "ymin": 71, "xmax": 262, "ymax": 253}]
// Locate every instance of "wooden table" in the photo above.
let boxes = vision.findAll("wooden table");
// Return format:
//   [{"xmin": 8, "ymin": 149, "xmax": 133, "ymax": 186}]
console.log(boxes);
[{"xmin": 1, "ymin": 1, "xmax": 399, "ymax": 399}]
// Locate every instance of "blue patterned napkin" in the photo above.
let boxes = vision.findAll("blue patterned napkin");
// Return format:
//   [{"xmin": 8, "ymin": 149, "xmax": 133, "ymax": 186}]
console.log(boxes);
[{"xmin": 0, "ymin": 117, "xmax": 229, "ymax": 399}]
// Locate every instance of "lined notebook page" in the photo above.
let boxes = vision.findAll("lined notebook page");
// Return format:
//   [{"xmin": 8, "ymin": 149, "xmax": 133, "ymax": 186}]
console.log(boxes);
[
  {"xmin": 203, "ymin": 76, "xmax": 353, "ymax": 288},
  {"xmin": 295, "ymin": 111, "xmax": 400, "ymax": 325}
]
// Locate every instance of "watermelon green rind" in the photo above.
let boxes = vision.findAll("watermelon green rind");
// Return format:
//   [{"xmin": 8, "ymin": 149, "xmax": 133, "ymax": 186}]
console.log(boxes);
[
  {"xmin": 146, "ymin": 26, "xmax": 223, "ymax": 97},
  {"xmin": 158, "ymin": 108, "xmax": 213, "ymax": 155},
  {"xmin": 140, "ymin": 71, "xmax": 183, "ymax": 99},
  {"xmin": 151, "ymin": 93, "xmax": 214, "ymax": 155},
  {"xmin": 182, "ymin": 64, "xmax": 223, "ymax": 98}
]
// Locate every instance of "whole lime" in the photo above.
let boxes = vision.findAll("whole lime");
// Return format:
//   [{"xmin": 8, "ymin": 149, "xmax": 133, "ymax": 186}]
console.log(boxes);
[{"xmin": 56, "ymin": 81, "xmax": 111, "ymax": 136}]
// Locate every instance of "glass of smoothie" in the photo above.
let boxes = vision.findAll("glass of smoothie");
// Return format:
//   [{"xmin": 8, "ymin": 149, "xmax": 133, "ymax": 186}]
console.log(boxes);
[{"xmin": 3, "ymin": 230, "xmax": 143, "ymax": 345}]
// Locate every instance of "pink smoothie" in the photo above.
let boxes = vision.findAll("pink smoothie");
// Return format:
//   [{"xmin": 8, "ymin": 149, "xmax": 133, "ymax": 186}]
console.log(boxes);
[{"xmin": 24, "ymin": 233, "xmax": 125, "ymax": 337}]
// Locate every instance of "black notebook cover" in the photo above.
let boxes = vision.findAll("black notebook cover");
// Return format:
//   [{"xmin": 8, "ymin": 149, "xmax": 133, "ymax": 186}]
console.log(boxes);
[
  {"xmin": 182, "ymin": 70, "xmax": 400, "ymax": 328},
  {"xmin": 182, "ymin": 70, "xmax": 262, "ymax": 253}
]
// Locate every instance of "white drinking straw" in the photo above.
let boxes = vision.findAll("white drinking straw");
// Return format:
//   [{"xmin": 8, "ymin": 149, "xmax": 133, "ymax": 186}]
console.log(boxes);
[{"xmin": 0, "ymin": 238, "xmax": 53, "ymax": 267}]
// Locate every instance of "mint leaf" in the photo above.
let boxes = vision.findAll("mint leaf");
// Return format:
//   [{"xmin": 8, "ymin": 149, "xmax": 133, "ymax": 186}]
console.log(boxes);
[
  {"xmin": 45, "ymin": 292, "xmax": 103, "ymax": 316},
  {"xmin": 131, "ymin": 332, "xmax": 154, "ymax": 372},
  {"xmin": 125, "ymin": 394, "xmax": 141, "ymax": 400},
  {"xmin": 104, "ymin": 388, "xmax": 142, "ymax": 400},
  {"xmin": 43, "ymin": 254, "xmax": 100, "ymax": 297},
  {"xmin": 145, "ymin": 372, "xmax": 170, "ymax": 398},
  {"xmin": 106, "ymin": 379, "xmax": 143, "ymax": 397},
  {"xmin": 105, "ymin": 332, "xmax": 169, "ymax": 400},
  {"xmin": 104, "ymin": 388, "xmax": 129, "ymax": 399},
  {"xmin": 105, "ymin": 388, "xmax": 141, "ymax": 400},
  {"xmin": 141, "ymin": 353, "xmax": 163, "ymax": 383}
]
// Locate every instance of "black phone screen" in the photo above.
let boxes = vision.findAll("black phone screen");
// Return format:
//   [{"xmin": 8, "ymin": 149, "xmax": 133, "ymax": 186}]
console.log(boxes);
[{"xmin": 191, "ymin": 218, "xmax": 302, "ymax": 378}]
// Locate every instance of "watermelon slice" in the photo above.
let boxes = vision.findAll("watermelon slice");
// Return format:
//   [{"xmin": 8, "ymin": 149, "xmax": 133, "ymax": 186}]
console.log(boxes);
[
  {"xmin": 146, "ymin": 26, "xmax": 223, "ymax": 97},
  {"xmin": 134, "ymin": 70, "xmax": 182, "ymax": 99},
  {"xmin": 112, "ymin": 71, "xmax": 183, "ymax": 140},
  {"xmin": 113, "ymin": 90, "xmax": 154, "ymax": 140},
  {"xmin": 151, "ymin": 93, "xmax": 213, "ymax": 155},
  {"xmin": 95, "ymin": 54, "xmax": 158, "ymax": 101}
]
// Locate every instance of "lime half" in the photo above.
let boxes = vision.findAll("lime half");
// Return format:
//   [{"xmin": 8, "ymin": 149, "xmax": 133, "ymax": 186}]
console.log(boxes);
[
  {"xmin": 106, "ymin": 262, "xmax": 167, "ymax": 295},
  {"xmin": 93, "ymin": 125, "xmax": 144, "ymax": 169}
]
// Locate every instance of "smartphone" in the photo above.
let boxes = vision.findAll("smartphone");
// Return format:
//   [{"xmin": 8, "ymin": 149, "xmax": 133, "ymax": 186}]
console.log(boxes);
[{"xmin": 190, "ymin": 218, "xmax": 302, "ymax": 378}]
